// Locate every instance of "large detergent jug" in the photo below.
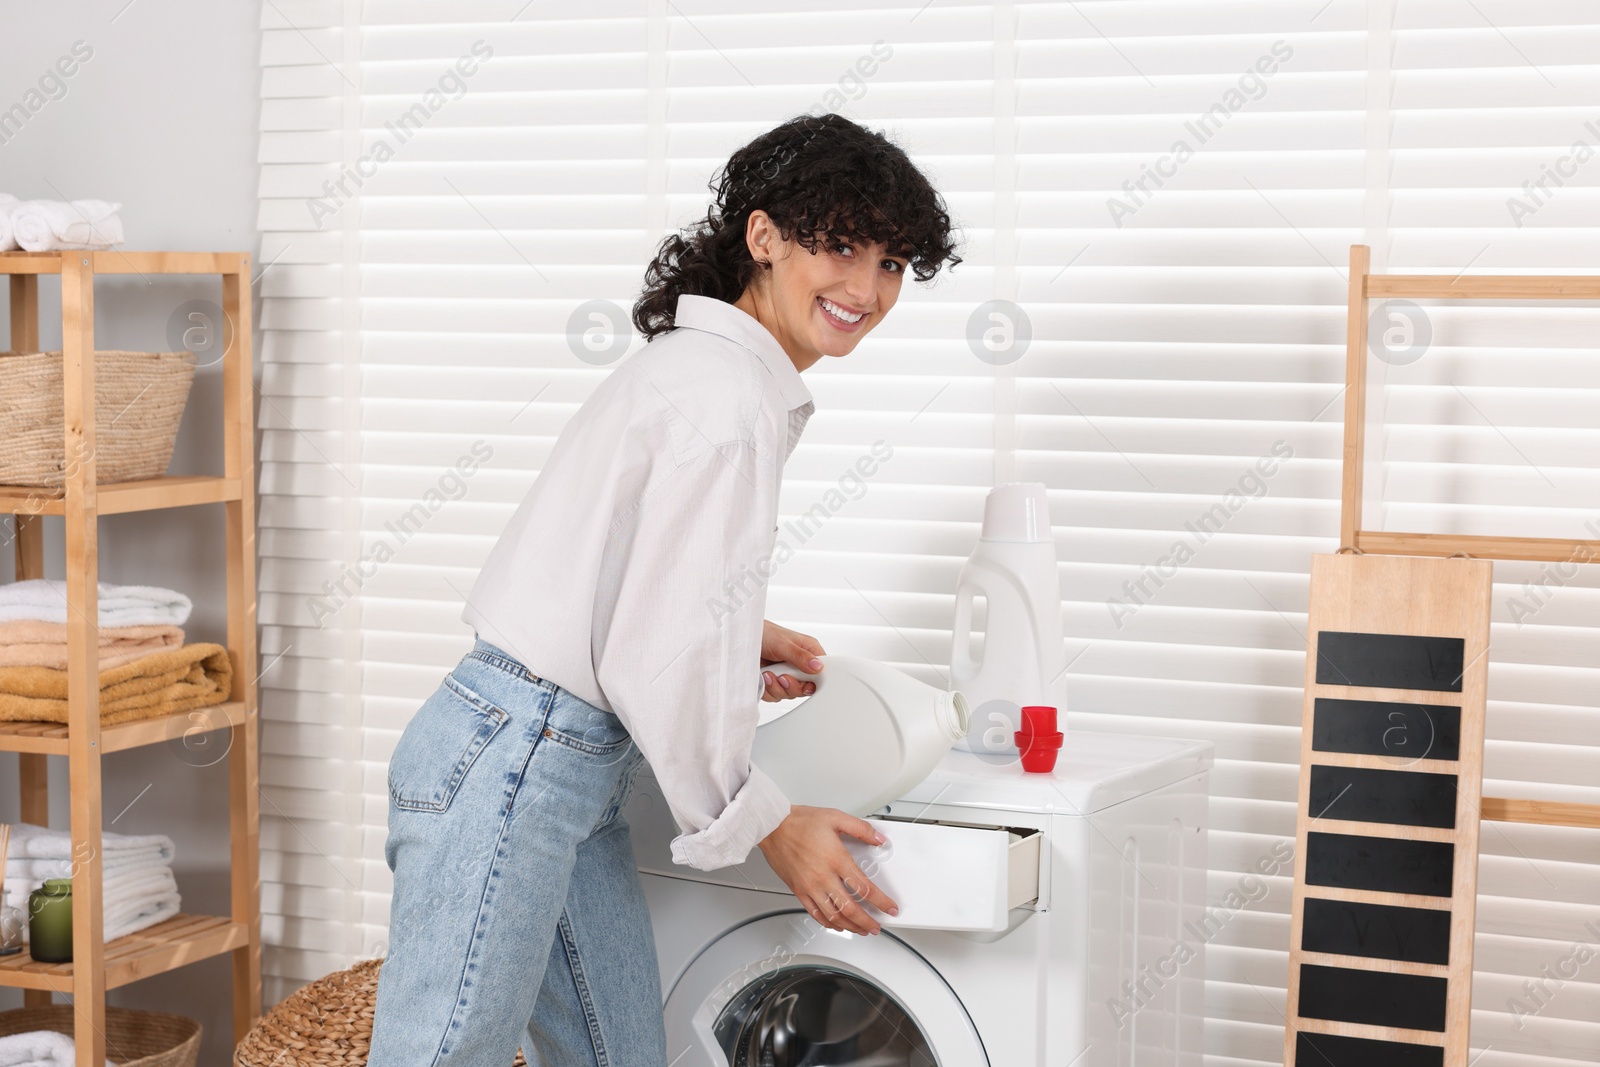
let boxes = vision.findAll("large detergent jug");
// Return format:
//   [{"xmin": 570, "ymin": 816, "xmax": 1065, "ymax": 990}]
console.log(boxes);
[
  {"xmin": 752, "ymin": 655, "xmax": 969, "ymax": 816},
  {"xmin": 950, "ymin": 482, "xmax": 1068, "ymax": 754}
]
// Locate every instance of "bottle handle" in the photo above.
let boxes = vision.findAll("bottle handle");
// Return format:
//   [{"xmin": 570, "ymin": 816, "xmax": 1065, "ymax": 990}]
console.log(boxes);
[
  {"xmin": 765, "ymin": 657, "xmax": 825, "ymax": 688},
  {"xmin": 950, "ymin": 574, "xmax": 985, "ymax": 678}
]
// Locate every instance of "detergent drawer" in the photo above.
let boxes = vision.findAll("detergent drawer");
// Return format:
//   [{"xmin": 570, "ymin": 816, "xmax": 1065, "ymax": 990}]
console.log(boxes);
[{"xmin": 845, "ymin": 816, "xmax": 1041, "ymax": 933}]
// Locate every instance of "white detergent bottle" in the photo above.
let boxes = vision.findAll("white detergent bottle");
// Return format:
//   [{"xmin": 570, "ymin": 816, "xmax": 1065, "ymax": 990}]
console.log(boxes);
[
  {"xmin": 949, "ymin": 482, "xmax": 1068, "ymax": 754},
  {"xmin": 751, "ymin": 655, "xmax": 970, "ymax": 816}
]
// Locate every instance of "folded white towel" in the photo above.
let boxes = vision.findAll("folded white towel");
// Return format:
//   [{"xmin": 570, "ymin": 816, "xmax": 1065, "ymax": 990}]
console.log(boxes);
[
  {"xmin": 0, "ymin": 885, "xmax": 181, "ymax": 945},
  {"xmin": 9, "ymin": 199, "xmax": 123, "ymax": 253},
  {"xmin": 4, "ymin": 850, "xmax": 172, "ymax": 882},
  {"xmin": 4, "ymin": 864, "xmax": 178, "ymax": 910},
  {"xmin": 5, "ymin": 821, "xmax": 177, "ymax": 863},
  {"xmin": 0, "ymin": 194, "xmax": 18, "ymax": 253},
  {"xmin": 103, "ymin": 890, "xmax": 182, "ymax": 942},
  {"xmin": 0, "ymin": 581, "xmax": 191, "ymax": 628},
  {"xmin": 0, "ymin": 1029, "xmax": 113, "ymax": 1067},
  {"xmin": 1, "ymin": 866, "xmax": 181, "ymax": 945}
]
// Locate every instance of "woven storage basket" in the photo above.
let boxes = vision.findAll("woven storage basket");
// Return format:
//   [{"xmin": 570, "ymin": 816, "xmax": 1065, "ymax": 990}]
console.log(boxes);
[
  {"xmin": 0, "ymin": 1005, "xmax": 200, "ymax": 1067},
  {"xmin": 233, "ymin": 957, "xmax": 527, "ymax": 1067},
  {"xmin": 0, "ymin": 350, "xmax": 195, "ymax": 489}
]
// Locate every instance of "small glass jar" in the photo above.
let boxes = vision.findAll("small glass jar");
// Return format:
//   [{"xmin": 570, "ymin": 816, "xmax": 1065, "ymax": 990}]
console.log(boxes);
[
  {"xmin": 0, "ymin": 904, "xmax": 23, "ymax": 956},
  {"xmin": 28, "ymin": 878, "xmax": 73, "ymax": 963}
]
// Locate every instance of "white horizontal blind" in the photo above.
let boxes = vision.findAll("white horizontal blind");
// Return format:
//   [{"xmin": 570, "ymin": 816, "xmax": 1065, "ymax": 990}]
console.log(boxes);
[
  {"xmin": 1380, "ymin": 4, "xmax": 1600, "ymax": 1063},
  {"xmin": 252, "ymin": 2, "xmax": 1600, "ymax": 1064},
  {"xmin": 1016, "ymin": 6, "xmax": 1368, "ymax": 1065},
  {"xmin": 256, "ymin": 0, "xmax": 368, "ymax": 1005}
]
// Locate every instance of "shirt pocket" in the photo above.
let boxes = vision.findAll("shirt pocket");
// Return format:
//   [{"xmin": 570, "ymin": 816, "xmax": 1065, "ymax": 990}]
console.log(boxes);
[{"xmin": 388, "ymin": 673, "xmax": 510, "ymax": 813}]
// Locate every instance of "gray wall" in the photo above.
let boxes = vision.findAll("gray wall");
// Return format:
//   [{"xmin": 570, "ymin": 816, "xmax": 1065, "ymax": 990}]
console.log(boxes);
[{"xmin": 0, "ymin": 4, "xmax": 261, "ymax": 1064}]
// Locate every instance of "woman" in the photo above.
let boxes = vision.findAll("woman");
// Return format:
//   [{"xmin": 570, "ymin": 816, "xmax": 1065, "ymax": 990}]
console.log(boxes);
[{"xmin": 370, "ymin": 112, "xmax": 961, "ymax": 1066}]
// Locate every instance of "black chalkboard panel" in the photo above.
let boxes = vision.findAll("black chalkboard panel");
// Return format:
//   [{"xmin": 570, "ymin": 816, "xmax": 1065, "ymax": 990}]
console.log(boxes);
[
  {"xmin": 1312, "ymin": 698, "xmax": 1462, "ymax": 762},
  {"xmin": 1316, "ymin": 631, "xmax": 1465, "ymax": 692},
  {"xmin": 1302, "ymin": 897, "xmax": 1452, "ymax": 965},
  {"xmin": 1306, "ymin": 831, "xmax": 1454, "ymax": 897},
  {"xmin": 1295, "ymin": 1030, "xmax": 1444, "ymax": 1067},
  {"xmin": 1309, "ymin": 765, "xmax": 1459, "ymax": 830},
  {"xmin": 1298, "ymin": 963, "xmax": 1448, "ymax": 1031}
]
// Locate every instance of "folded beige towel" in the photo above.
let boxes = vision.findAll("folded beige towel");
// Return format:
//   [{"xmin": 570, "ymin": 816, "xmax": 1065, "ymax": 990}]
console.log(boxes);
[
  {"xmin": 0, "ymin": 643, "xmax": 233, "ymax": 726},
  {"xmin": 0, "ymin": 620, "xmax": 185, "ymax": 671}
]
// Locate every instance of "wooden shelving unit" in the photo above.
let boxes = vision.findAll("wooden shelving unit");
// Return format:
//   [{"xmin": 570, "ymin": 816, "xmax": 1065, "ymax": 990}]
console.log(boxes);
[{"xmin": 1, "ymin": 250, "xmax": 260, "ymax": 1067}]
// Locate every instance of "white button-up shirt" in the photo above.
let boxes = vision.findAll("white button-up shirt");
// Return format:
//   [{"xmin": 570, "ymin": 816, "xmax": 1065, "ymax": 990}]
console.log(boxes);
[{"xmin": 463, "ymin": 294, "xmax": 814, "ymax": 870}]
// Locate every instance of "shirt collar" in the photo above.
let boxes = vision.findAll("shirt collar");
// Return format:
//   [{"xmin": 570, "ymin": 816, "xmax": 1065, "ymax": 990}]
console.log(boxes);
[{"xmin": 673, "ymin": 294, "xmax": 815, "ymax": 412}]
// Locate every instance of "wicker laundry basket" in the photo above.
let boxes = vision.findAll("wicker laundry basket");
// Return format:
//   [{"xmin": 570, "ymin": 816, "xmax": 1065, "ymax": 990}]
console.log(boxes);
[
  {"xmin": 0, "ymin": 1005, "xmax": 200, "ymax": 1067},
  {"xmin": 0, "ymin": 350, "xmax": 195, "ymax": 489},
  {"xmin": 233, "ymin": 957, "xmax": 527, "ymax": 1067}
]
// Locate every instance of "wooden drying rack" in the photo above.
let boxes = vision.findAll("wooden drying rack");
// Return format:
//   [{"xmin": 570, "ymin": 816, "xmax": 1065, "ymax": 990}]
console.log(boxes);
[{"xmin": 1340, "ymin": 244, "xmax": 1600, "ymax": 831}]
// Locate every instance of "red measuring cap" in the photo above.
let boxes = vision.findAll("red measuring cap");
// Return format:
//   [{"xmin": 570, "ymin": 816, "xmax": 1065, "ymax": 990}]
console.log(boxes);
[{"xmin": 1014, "ymin": 705, "xmax": 1064, "ymax": 773}]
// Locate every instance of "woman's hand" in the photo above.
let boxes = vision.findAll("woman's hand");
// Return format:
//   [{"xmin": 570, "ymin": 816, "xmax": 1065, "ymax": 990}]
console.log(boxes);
[
  {"xmin": 757, "ymin": 806, "xmax": 899, "ymax": 936},
  {"xmin": 759, "ymin": 620, "xmax": 825, "ymax": 702}
]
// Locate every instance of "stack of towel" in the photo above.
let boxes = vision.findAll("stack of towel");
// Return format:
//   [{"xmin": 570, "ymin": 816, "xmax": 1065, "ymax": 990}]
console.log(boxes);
[
  {"xmin": 0, "ymin": 580, "xmax": 232, "ymax": 727},
  {"xmin": 0, "ymin": 1030, "xmax": 113, "ymax": 1067},
  {"xmin": 2, "ymin": 822, "xmax": 181, "ymax": 944},
  {"xmin": 0, "ymin": 193, "xmax": 123, "ymax": 253}
]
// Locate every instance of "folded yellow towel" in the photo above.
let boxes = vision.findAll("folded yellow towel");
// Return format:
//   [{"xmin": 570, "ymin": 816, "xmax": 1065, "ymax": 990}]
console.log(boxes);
[
  {"xmin": 0, "ymin": 619, "xmax": 186, "ymax": 671},
  {"xmin": 0, "ymin": 643, "xmax": 234, "ymax": 725}
]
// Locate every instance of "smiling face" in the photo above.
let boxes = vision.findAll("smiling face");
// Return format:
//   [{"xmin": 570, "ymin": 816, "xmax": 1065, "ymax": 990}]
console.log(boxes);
[{"xmin": 732, "ymin": 209, "xmax": 909, "ymax": 372}]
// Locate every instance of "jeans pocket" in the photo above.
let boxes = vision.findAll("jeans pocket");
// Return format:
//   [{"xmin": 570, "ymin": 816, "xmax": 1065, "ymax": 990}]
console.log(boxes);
[
  {"xmin": 541, "ymin": 695, "xmax": 633, "ymax": 762},
  {"xmin": 388, "ymin": 673, "xmax": 510, "ymax": 813}
]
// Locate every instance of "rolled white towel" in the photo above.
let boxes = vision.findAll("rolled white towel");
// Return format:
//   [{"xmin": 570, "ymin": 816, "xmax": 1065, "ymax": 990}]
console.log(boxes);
[
  {"xmin": 0, "ymin": 193, "xmax": 18, "ymax": 252},
  {"xmin": 0, "ymin": 580, "xmax": 192, "ymax": 628},
  {"xmin": 0, "ymin": 1029, "xmax": 113, "ymax": 1067},
  {"xmin": 5, "ymin": 821, "xmax": 177, "ymax": 863},
  {"xmin": 10, "ymin": 199, "xmax": 123, "ymax": 252}
]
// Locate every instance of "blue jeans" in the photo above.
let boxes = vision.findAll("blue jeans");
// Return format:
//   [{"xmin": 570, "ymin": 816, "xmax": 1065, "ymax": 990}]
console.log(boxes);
[{"xmin": 369, "ymin": 639, "xmax": 667, "ymax": 1067}]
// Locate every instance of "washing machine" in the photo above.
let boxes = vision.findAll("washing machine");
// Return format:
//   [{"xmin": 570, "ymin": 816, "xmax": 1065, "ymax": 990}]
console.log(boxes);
[{"xmin": 624, "ymin": 730, "xmax": 1213, "ymax": 1067}]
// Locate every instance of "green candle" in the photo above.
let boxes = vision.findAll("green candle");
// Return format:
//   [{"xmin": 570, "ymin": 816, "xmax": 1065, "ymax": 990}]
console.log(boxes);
[{"xmin": 28, "ymin": 878, "xmax": 72, "ymax": 963}]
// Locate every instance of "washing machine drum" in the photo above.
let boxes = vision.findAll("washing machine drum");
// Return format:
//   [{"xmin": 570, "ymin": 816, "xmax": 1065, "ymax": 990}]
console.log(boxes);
[
  {"xmin": 715, "ymin": 965, "xmax": 934, "ymax": 1066},
  {"xmin": 665, "ymin": 913, "xmax": 987, "ymax": 1066}
]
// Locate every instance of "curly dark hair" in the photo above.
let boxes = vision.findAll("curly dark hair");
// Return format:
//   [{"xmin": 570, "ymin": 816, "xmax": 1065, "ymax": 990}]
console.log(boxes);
[{"xmin": 632, "ymin": 113, "xmax": 962, "ymax": 340}]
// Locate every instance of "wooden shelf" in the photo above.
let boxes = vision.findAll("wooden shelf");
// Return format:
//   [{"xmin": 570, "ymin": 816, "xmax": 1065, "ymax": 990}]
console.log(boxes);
[
  {"xmin": 0, "ymin": 251, "xmax": 248, "ymax": 276},
  {"xmin": 5, "ymin": 251, "xmax": 262, "ymax": 1058},
  {"xmin": 0, "ymin": 476, "xmax": 242, "ymax": 517},
  {"xmin": 0, "ymin": 914, "xmax": 248, "ymax": 992},
  {"xmin": 0, "ymin": 702, "xmax": 249, "ymax": 756}
]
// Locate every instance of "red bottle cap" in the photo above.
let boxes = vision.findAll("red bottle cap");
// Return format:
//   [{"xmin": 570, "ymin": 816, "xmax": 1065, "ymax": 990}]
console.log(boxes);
[
  {"xmin": 1019, "ymin": 705, "xmax": 1057, "ymax": 735},
  {"xmin": 1014, "ymin": 705, "xmax": 1063, "ymax": 773}
]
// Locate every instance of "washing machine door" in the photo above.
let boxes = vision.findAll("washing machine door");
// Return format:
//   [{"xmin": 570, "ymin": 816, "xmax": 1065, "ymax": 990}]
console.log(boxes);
[{"xmin": 665, "ymin": 912, "xmax": 987, "ymax": 1067}]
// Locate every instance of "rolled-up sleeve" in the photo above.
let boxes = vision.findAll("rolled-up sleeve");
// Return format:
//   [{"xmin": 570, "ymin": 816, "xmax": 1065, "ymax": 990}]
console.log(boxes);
[{"xmin": 592, "ymin": 436, "xmax": 790, "ymax": 871}]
